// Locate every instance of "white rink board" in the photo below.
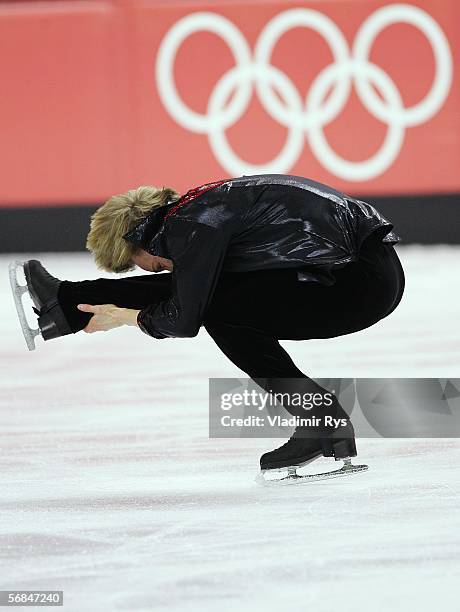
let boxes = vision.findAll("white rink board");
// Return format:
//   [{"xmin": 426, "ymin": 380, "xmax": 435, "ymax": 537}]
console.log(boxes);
[{"xmin": 0, "ymin": 246, "xmax": 459, "ymax": 612}]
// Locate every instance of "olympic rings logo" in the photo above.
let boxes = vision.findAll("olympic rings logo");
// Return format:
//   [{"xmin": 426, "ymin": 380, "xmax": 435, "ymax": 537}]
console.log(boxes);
[{"xmin": 156, "ymin": 5, "xmax": 452, "ymax": 181}]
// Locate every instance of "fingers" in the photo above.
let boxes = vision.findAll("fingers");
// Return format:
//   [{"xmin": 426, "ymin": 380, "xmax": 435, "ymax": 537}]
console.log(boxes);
[
  {"xmin": 78, "ymin": 304, "xmax": 98, "ymax": 313},
  {"xmin": 78, "ymin": 304, "xmax": 118, "ymax": 334},
  {"xmin": 82, "ymin": 318, "xmax": 96, "ymax": 333},
  {"xmin": 83, "ymin": 322, "xmax": 103, "ymax": 333},
  {"xmin": 78, "ymin": 303, "xmax": 117, "ymax": 313}
]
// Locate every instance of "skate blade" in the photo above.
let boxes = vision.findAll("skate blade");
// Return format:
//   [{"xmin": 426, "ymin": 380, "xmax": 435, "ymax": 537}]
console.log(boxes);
[
  {"xmin": 9, "ymin": 261, "xmax": 40, "ymax": 351},
  {"xmin": 255, "ymin": 459, "xmax": 369, "ymax": 486}
]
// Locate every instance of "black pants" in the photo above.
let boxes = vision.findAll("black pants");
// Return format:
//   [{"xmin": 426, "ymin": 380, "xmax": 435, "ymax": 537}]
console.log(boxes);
[{"xmin": 57, "ymin": 235, "xmax": 405, "ymax": 421}]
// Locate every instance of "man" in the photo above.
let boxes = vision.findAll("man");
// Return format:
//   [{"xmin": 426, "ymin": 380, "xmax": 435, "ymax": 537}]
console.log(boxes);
[{"xmin": 10, "ymin": 174, "xmax": 405, "ymax": 483}]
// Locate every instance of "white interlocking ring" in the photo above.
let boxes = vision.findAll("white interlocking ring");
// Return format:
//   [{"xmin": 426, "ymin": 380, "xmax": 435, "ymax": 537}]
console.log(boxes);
[{"xmin": 155, "ymin": 5, "xmax": 452, "ymax": 181}]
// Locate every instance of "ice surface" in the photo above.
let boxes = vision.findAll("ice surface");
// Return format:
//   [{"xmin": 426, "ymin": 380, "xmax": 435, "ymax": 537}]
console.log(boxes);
[{"xmin": 0, "ymin": 247, "xmax": 459, "ymax": 611}]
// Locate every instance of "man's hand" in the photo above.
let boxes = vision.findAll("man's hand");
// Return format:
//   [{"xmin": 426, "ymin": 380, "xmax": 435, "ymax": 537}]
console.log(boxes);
[{"xmin": 77, "ymin": 304, "xmax": 140, "ymax": 333}]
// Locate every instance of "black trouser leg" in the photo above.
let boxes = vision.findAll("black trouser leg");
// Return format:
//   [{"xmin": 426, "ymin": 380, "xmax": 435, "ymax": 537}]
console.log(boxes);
[
  {"xmin": 57, "ymin": 273, "xmax": 173, "ymax": 332},
  {"xmin": 204, "ymin": 320, "xmax": 347, "ymax": 426}
]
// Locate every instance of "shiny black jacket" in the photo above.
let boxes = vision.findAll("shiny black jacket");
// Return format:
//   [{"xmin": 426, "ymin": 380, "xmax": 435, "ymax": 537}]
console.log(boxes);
[{"xmin": 123, "ymin": 174, "xmax": 401, "ymax": 339}]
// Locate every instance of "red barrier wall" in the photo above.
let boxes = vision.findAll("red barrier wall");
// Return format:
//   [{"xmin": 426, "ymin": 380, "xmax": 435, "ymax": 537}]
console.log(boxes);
[{"xmin": 0, "ymin": 0, "xmax": 459, "ymax": 206}]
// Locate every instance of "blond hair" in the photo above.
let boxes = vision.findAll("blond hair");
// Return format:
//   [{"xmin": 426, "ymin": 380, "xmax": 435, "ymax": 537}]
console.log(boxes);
[{"xmin": 86, "ymin": 185, "xmax": 180, "ymax": 273}]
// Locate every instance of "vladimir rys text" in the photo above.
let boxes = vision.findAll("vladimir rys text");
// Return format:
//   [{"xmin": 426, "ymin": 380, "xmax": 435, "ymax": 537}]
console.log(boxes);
[{"xmin": 220, "ymin": 415, "xmax": 348, "ymax": 429}]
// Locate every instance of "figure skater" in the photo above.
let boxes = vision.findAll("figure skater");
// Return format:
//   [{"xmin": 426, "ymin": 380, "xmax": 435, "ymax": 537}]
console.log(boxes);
[{"xmin": 10, "ymin": 174, "xmax": 405, "ymax": 483}]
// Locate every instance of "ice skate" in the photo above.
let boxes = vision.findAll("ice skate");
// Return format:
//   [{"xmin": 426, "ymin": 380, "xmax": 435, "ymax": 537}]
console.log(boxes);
[
  {"xmin": 9, "ymin": 260, "xmax": 71, "ymax": 351},
  {"xmin": 256, "ymin": 424, "xmax": 368, "ymax": 486}
]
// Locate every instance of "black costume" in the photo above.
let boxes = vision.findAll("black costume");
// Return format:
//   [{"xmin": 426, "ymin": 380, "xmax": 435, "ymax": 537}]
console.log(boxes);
[{"xmin": 29, "ymin": 174, "xmax": 406, "ymax": 470}]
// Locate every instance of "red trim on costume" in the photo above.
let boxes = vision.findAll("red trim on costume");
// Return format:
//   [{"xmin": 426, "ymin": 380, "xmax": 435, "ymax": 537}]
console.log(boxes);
[{"xmin": 163, "ymin": 179, "xmax": 229, "ymax": 222}]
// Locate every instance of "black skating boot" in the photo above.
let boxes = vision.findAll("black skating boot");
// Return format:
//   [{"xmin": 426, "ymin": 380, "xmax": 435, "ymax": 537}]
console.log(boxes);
[
  {"xmin": 23, "ymin": 260, "xmax": 72, "ymax": 341},
  {"xmin": 260, "ymin": 420, "xmax": 357, "ymax": 471}
]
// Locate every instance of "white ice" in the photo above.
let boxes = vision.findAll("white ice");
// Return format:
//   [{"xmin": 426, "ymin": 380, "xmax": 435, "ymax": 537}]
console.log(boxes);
[{"xmin": 0, "ymin": 246, "xmax": 459, "ymax": 612}]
